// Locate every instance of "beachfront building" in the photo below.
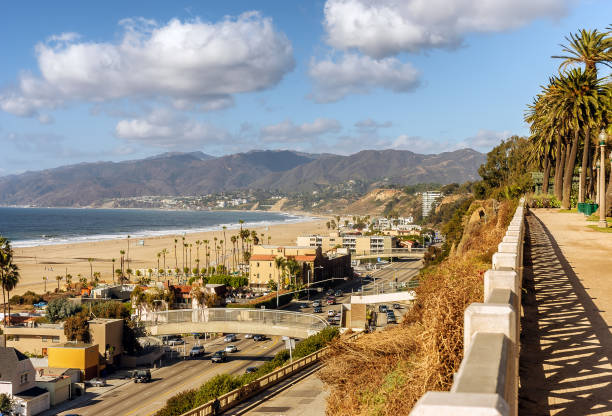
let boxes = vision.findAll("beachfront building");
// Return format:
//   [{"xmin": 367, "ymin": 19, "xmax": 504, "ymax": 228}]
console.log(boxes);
[
  {"xmin": 0, "ymin": 347, "xmax": 51, "ymax": 416},
  {"xmin": 422, "ymin": 191, "xmax": 442, "ymax": 217},
  {"xmin": 248, "ymin": 245, "xmax": 351, "ymax": 291},
  {"xmin": 296, "ymin": 233, "xmax": 397, "ymax": 255}
]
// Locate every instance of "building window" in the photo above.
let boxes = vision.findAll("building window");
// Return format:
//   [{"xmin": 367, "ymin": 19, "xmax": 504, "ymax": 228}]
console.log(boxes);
[
  {"xmin": 42, "ymin": 336, "xmax": 48, "ymax": 342},
  {"xmin": 52, "ymin": 336, "xmax": 60, "ymax": 343},
  {"xmin": 257, "ymin": 262, "xmax": 260, "ymax": 267},
  {"xmin": 20, "ymin": 373, "xmax": 28, "ymax": 384}
]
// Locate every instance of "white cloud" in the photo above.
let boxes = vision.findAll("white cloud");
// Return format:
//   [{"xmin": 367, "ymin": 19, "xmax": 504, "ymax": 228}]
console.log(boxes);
[
  {"xmin": 260, "ymin": 118, "xmax": 341, "ymax": 142},
  {"xmin": 0, "ymin": 12, "xmax": 294, "ymax": 119},
  {"xmin": 461, "ymin": 129, "xmax": 511, "ymax": 151},
  {"xmin": 115, "ymin": 108, "xmax": 230, "ymax": 148},
  {"xmin": 324, "ymin": 0, "xmax": 569, "ymax": 58},
  {"xmin": 309, "ymin": 53, "xmax": 419, "ymax": 102},
  {"xmin": 355, "ymin": 118, "xmax": 392, "ymax": 132}
]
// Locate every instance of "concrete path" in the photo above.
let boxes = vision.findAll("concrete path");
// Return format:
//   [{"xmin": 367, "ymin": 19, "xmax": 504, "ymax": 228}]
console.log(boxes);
[{"xmin": 519, "ymin": 210, "xmax": 612, "ymax": 415}]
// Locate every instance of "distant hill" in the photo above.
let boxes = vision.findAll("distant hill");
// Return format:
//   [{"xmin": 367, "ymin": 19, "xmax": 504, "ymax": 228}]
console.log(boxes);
[{"xmin": 0, "ymin": 149, "xmax": 485, "ymax": 206}]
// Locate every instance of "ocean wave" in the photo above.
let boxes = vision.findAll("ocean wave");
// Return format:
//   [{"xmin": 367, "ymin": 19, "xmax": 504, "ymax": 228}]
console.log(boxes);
[{"xmin": 11, "ymin": 214, "xmax": 316, "ymax": 248}]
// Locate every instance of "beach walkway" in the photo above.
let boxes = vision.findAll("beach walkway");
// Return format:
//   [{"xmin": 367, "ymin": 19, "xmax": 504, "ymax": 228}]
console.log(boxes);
[{"xmin": 519, "ymin": 209, "xmax": 612, "ymax": 415}]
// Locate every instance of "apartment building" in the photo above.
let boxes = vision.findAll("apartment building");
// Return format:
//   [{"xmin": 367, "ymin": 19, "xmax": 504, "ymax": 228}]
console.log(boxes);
[
  {"xmin": 296, "ymin": 233, "xmax": 396, "ymax": 255},
  {"xmin": 3, "ymin": 323, "xmax": 68, "ymax": 356},
  {"xmin": 422, "ymin": 191, "xmax": 442, "ymax": 217},
  {"xmin": 0, "ymin": 347, "xmax": 50, "ymax": 415},
  {"xmin": 248, "ymin": 245, "xmax": 351, "ymax": 290}
]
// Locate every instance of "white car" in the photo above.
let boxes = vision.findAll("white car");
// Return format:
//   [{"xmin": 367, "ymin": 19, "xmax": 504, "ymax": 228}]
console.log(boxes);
[
  {"xmin": 225, "ymin": 345, "xmax": 238, "ymax": 353},
  {"xmin": 312, "ymin": 300, "xmax": 321, "ymax": 308},
  {"xmin": 327, "ymin": 310, "xmax": 336, "ymax": 317},
  {"xmin": 224, "ymin": 334, "xmax": 237, "ymax": 342},
  {"xmin": 244, "ymin": 334, "xmax": 254, "ymax": 339}
]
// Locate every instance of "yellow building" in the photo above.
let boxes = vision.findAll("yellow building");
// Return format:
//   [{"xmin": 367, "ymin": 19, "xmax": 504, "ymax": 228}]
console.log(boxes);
[
  {"xmin": 249, "ymin": 245, "xmax": 352, "ymax": 290},
  {"xmin": 47, "ymin": 343, "xmax": 99, "ymax": 381}
]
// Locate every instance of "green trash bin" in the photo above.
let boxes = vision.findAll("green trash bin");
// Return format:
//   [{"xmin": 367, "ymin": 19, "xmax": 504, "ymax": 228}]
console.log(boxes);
[
  {"xmin": 584, "ymin": 203, "xmax": 599, "ymax": 216},
  {"xmin": 578, "ymin": 202, "xmax": 586, "ymax": 213}
]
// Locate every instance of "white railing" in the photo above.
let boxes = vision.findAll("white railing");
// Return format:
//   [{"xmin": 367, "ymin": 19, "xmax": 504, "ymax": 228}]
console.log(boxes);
[
  {"xmin": 411, "ymin": 198, "xmax": 525, "ymax": 416},
  {"xmin": 141, "ymin": 308, "xmax": 328, "ymax": 334}
]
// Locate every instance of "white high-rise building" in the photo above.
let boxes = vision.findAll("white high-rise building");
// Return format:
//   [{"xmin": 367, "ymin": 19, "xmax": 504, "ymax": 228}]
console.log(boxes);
[{"xmin": 422, "ymin": 191, "xmax": 442, "ymax": 217}]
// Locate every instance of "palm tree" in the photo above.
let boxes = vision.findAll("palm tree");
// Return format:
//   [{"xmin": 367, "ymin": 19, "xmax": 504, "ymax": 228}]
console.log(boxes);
[
  {"xmin": 553, "ymin": 29, "xmax": 612, "ymax": 76},
  {"xmin": 0, "ymin": 236, "xmax": 12, "ymax": 322},
  {"xmin": 222, "ymin": 226, "xmax": 228, "ymax": 271},
  {"xmin": 157, "ymin": 252, "xmax": 161, "ymax": 277},
  {"xmin": 274, "ymin": 257, "xmax": 286, "ymax": 290},
  {"xmin": 3, "ymin": 263, "xmax": 19, "ymax": 326},
  {"xmin": 285, "ymin": 259, "xmax": 301, "ymax": 287},
  {"xmin": 120, "ymin": 250, "xmax": 126, "ymax": 278},
  {"xmin": 111, "ymin": 258, "xmax": 116, "ymax": 284},
  {"xmin": 174, "ymin": 238, "xmax": 178, "ymax": 269},
  {"xmin": 230, "ymin": 235, "xmax": 238, "ymax": 272},
  {"xmin": 55, "ymin": 275, "xmax": 63, "ymax": 291},
  {"xmin": 88, "ymin": 258, "xmax": 94, "ymax": 281}
]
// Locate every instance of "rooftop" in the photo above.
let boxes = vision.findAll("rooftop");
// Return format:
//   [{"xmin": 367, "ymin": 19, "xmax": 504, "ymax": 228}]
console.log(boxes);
[{"xmin": 52, "ymin": 342, "xmax": 96, "ymax": 349}]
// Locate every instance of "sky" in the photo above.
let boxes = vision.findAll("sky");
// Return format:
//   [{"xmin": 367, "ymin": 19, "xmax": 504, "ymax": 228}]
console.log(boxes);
[{"xmin": 0, "ymin": 0, "xmax": 611, "ymax": 175}]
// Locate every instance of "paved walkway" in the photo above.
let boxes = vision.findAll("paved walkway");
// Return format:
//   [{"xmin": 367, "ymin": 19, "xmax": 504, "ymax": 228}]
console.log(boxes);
[{"xmin": 519, "ymin": 209, "xmax": 612, "ymax": 415}]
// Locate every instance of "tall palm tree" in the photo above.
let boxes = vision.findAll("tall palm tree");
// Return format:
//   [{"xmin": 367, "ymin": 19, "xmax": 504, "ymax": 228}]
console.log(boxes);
[
  {"xmin": 274, "ymin": 257, "xmax": 286, "ymax": 290},
  {"xmin": 120, "ymin": 250, "xmax": 126, "ymax": 278},
  {"xmin": 4, "ymin": 263, "xmax": 19, "ymax": 326},
  {"xmin": 111, "ymin": 258, "xmax": 116, "ymax": 284},
  {"xmin": 174, "ymin": 238, "xmax": 178, "ymax": 269},
  {"xmin": 126, "ymin": 235, "xmax": 131, "ymax": 271},
  {"xmin": 230, "ymin": 235, "xmax": 237, "ymax": 272},
  {"xmin": 88, "ymin": 258, "xmax": 94, "ymax": 281},
  {"xmin": 55, "ymin": 275, "xmax": 63, "ymax": 291},
  {"xmin": 222, "ymin": 226, "xmax": 228, "ymax": 271},
  {"xmin": 0, "ymin": 236, "xmax": 11, "ymax": 322}
]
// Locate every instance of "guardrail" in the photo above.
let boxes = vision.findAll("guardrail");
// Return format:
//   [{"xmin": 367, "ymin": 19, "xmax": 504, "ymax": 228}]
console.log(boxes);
[
  {"xmin": 180, "ymin": 331, "xmax": 363, "ymax": 416},
  {"xmin": 140, "ymin": 308, "xmax": 329, "ymax": 339},
  {"xmin": 411, "ymin": 198, "xmax": 525, "ymax": 416}
]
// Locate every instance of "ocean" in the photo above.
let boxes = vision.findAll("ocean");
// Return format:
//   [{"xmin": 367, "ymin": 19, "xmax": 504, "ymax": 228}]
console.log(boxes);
[{"xmin": 0, "ymin": 207, "xmax": 308, "ymax": 247}]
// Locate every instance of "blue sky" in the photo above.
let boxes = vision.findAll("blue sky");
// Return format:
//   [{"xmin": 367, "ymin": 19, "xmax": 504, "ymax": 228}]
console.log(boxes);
[{"xmin": 0, "ymin": 0, "xmax": 610, "ymax": 175}]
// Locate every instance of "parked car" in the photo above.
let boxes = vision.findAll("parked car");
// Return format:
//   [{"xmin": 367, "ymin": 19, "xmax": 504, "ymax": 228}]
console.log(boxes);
[
  {"xmin": 393, "ymin": 303, "xmax": 401, "ymax": 310},
  {"xmin": 378, "ymin": 304, "xmax": 388, "ymax": 313},
  {"xmin": 313, "ymin": 306, "xmax": 323, "ymax": 313},
  {"xmin": 224, "ymin": 334, "xmax": 237, "ymax": 342},
  {"xmin": 225, "ymin": 345, "xmax": 238, "ymax": 353},
  {"xmin": 312, "ymin": 300, "xmax": 321, "ymax": 308},
  {"xmin": 133, "ymin": 369, "xmax": 151, "ymax": 383},
  {"xmin": 245, "ymin": 367, "xmax": 258, "ymax": 374},
  {"xmin": 244, "ymin": 333, "xmax": 254, "ymax": 339},
  {"xmin": 253, "ymin": 334, "xmax": 266, "ymax": 341},
  {"xmin": 334, "ymin": 290, "xmax": 343, "ymax": 297},
  {"xmin": 211, "ymin": 350, "xmax": 228, "ymax": 363},
  {"xmin": 167, "ymin": 337, "xmax": 185, "ymax": 346},
  {"xmin": 87, "ymin": 377, "xmax": 106, "ymax": 387},
  {"xmin": 189, "ymin": 345, "xmax": 205, "ymax": 358}
]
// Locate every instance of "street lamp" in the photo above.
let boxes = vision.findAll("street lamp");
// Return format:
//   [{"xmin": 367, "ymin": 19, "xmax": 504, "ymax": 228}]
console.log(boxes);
[
  {"xmin": 596, "ymin": 160, "xmax": 601, "ymax": 206},
  {"xmin": 599, "ymin": 130, "xmax": 607, "ymax": 228}
]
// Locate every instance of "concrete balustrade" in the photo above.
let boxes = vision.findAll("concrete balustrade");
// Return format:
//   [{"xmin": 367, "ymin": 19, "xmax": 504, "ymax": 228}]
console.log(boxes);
[{"xmin": 411, "ymin": 198, "xmax": 525, "ymax": 416}]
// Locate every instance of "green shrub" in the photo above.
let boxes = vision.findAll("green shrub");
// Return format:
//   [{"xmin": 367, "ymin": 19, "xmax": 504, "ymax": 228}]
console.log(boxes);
[{"xmin": 46, "ymin": 298, "xmax": 80, "ymax": 323}]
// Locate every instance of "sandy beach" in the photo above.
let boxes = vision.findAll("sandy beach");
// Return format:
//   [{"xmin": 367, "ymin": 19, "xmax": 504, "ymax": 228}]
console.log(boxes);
[{"xmin": 11, "ymin": 218, "xmax": 329, "ymax": 296}]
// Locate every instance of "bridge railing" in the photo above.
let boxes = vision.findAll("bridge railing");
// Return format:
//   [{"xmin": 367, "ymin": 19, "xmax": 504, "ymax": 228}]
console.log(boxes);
[
  {"xmin": 140, "ymin": 308, "xmax": 328, "ymax": 333},
  {"xmin": 411, "ymin": 198, "xmax": 525, "ymax": 416}
]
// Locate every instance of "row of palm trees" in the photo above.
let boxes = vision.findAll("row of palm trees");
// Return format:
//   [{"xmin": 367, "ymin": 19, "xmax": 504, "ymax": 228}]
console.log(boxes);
[
  {"xmin": 108, "ymin": 221, "xmax": 271, "ymax": 284},
  {"xmin": 1, "ymin": 236, "xmax": 20, "ymax": 325},
  {"xmin": 525, "ymin": 27, "xmax": 612, "ymax": 209}
]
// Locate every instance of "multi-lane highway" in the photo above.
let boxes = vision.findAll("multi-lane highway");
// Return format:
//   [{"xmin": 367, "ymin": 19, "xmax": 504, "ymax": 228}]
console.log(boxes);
[{"xmin": 56, "ymin": 335, "xmax": 283, "ymax": 416}]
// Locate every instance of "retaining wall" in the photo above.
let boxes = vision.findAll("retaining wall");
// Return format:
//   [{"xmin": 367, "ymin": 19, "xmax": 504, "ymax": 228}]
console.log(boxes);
[{"xmin": 410, "ymin": 198, "xmax": 525, "ymax": 416}]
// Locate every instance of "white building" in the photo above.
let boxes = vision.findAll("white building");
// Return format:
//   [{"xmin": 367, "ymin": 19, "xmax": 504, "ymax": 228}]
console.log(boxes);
[
  {"xmin": 421, "ymin": 191, "xmax": 442, "ymax": 217},
  {"xmin": 0, "ymin": 347, "xmax": 50, "ymax": 416}
]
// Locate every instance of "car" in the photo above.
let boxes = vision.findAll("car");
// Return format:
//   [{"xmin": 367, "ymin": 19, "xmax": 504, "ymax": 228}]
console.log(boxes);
[
  {"xmin": 327, "ymin": 318, "xmax": 338, "ymax": 325},
  {"xmin": 327, "ymin": 310, "xmax": 336, "ymax": 317},
  {"xmin": 299, "ymin": 303, "xmax": 308, "ymax": 309},
  {"xmin": 378, "ymin": 304, "xmax": 388, "ymax": 313},
  {"xmin": 224, "ymin": 334, "xmax": 237, "ymax": 342},
  {"xmin": 225, "ymin": 297, "xmax": 233, "ymax": 303},
  {"xmin": 253, "ymin": 334, "xmax": 266, "ymax": 341},
  {"xmin": 313, "ymin": 306, "xmax": 323, "ymax": 313},
  {"xmin": 225, "ymin": 345, "xmax": 238, "ymax": 353},
  {"xmin": 393, "ymin": 303, "xmax": 401, "ymax": 310},
  {"xmin": 387, "ymin": 315, "xmax": 397, "ymax": 324},
  {"xmin": 132, "ymin": 369, "xmax": 151, "ymax": 383},
  {"xmin": 245, "ymin": 367, "xmax": 258, "ymax": 374},
  {"xmin": 312, "ymin": 300, "xmax": 321, "ymax": 308},
  {"xmin": 334, "ymin": 290, "xmax": 343, "ymax": 297},
  {"xmin": 167, "ymin": 338, "xmax": 185, "ymax": 346},
  {"xmin": 87, "ymin": 377, "xmax": 106, "ymax": 387},
  {"xmin": 244, "ymin": 333, "xmax": 254, "ymax": 339},
  {"xmin": 161, "ymin": 335, "xmax": 182, "ymax": 345},
  {"xmin": 211, "ymin": 350, "xmax": 228, "ymax": 363},
  {"xmin": 189, "ymin": 345, "xmax": 205, "ymax": 358},
  {"xmin": 326, "ymin": 289, "xmax": 334, "ymax": 296},
  {"xmin": 326, "ymin": 298, "xmax": 336, "ymax": 305}
]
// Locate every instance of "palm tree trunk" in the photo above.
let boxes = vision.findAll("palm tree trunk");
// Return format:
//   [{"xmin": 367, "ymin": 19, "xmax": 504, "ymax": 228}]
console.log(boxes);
[
  {"xmin": 542, "ymin": 157, "xmax": 551, "ymax": 194},
  {"xmin": 6, "ymin": 289, "xmax": 10, "ymax": 326},
  {"xmin": 579, "ymin": 127, "xmax": 590, "ymax": 203},
  {"xmin": 562, "ymin": 129, "xmax": 580, "ymax": 209},
  {"xmin": 554, "ymin": 135, "xmax": 564, "ymax": 200},
  {"xmin": 588, "ymin": 143, "xmax": 596, "ymax": 199}
]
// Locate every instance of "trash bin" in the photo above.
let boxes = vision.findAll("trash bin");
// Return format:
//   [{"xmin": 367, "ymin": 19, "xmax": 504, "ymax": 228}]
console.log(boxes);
[
  {"xmin": 577, "ymin": 202, "xmax": 586, "ymax": 213},
  {"xmin": 584, "ymin": 203, "xmax": 599, "ymax": 216}
]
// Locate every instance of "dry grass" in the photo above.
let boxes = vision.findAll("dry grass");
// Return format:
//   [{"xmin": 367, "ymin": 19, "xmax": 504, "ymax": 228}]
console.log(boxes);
[{"xmin": 320, "ymin": 199, "xmax": 512, "ymax": 416}]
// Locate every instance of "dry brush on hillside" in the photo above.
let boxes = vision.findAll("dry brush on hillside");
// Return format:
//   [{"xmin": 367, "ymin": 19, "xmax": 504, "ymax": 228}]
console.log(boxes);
[{"xmin": 320, "ymin": 199, "xmax": 514, "ymax": 415}]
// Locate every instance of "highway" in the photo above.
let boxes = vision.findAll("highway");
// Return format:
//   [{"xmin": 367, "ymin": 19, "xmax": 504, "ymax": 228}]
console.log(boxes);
[{"xmin": 56, "ymin": 335, "xmax": 283, "ymax": 416}]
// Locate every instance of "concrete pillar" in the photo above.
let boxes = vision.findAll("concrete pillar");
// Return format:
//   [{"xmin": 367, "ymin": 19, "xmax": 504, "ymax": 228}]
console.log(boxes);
[
  {"xmin": 411, "ymin": 392, "xmax": 509, "ymax": 416},
  {"xmin": 492, "ymin": 252, "xmax": 518, "ymax": 271},
  {"xmin": 464, "ymin": 303, "xmax": 516, "ymax": 351}
]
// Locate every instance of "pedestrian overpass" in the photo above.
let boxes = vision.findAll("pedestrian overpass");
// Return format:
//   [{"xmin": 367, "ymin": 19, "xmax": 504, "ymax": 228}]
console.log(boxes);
[
  {"xmin": 352, "ymin": 247, "xmax": 425, "ymax": 260},
  {"xmin": 141, "ymin": 308, "xmax": 328, "ymax": 339}
]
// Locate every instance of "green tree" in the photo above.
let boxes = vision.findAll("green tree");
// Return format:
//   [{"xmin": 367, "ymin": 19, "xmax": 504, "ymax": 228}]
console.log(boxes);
[
  {"xmin": 64, "ymin": 314, "xmax": 90, "ymax": 342},
  {"xmin": 0, "ymin": 393, "xmax": 13, "ymax": 414},
  {"xmin": 46, "ymin": 298, "xmax": 80, "ymax": 323}
]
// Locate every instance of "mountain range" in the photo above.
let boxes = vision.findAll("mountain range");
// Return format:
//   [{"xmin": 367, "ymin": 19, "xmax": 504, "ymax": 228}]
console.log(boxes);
[{"xmin": 0, "ymin": 149, "xmax": 485, "ymax": 206}]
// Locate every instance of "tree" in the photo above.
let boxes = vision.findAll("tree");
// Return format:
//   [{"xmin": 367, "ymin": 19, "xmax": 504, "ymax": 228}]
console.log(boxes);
[
  {"xmin": 46, "ymin": 298, "xmax": 80, "ymax": 323},
  {"xmin": 88, "ymin": 258, "xmax": 94, "ymax": 280},
  {"xmin": 111, "ymin": 258, "xmax": 116, "ymax": 284},
  {"xmin": 55, "ymin": 275, "xmax": 63, "ymax": 291},
  {"xmin": 553, "ymin": 29, "xmax": 612, "ymax": 76},
  {"xmin": 274, "ymin": 257, "xmax": 286, "ymax": 290},
  {"xmin": 0, "ymin": 393, "xmax": 13, "ymax": 414},
  {"xmin": 64, "ymin": 314, "xmax": 90, "ymax": 342}
]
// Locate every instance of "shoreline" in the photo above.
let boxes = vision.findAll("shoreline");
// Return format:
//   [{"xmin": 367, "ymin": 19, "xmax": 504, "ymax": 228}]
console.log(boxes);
[{"xmin": 11, "ymin": 217, "xmax": 330, "ymax": 296}]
